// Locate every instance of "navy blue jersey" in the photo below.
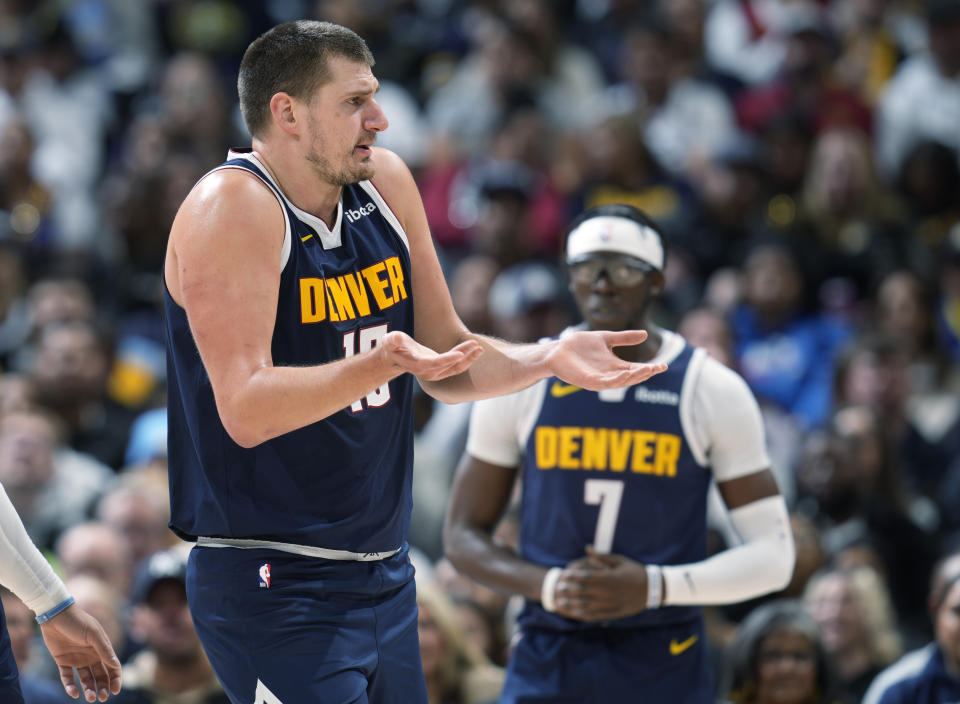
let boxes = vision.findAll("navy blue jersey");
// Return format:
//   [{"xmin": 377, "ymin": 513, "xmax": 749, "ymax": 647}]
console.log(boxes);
[
  {"xmin": 0, "ymin": 600, "xmax": 25, "ymax": 704},
  {"xmin": 518, "ymin": 343, "xmax": 710, "ymax": 630},
  {"xmin": 165, "ymin": 150, "xmax": 415, "ymax": 552}
]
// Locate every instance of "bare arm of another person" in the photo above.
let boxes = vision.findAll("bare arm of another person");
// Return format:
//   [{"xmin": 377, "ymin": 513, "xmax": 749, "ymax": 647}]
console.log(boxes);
[
  {"xmin": 0, "ymin": 482, "xmax": 121, "ymax": 701},
  {"xmin": 444, "ymin": 455, "xmax": 548, "ymax": 602},
  {"xmin": 370, "ymin": 149, "xmax": 668, "ymax": 403}
]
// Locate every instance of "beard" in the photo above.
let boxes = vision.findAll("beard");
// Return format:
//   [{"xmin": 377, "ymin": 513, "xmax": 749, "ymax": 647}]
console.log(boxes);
[{"xmin": 305, "ymin": 120, "xmax": 376, "ymax": 186}]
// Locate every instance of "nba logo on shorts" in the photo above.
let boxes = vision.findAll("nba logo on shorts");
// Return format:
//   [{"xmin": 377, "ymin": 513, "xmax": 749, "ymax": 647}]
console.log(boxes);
[{"xmin": 258, "ymin": 563, "xmax": 271, "ymax": 588}]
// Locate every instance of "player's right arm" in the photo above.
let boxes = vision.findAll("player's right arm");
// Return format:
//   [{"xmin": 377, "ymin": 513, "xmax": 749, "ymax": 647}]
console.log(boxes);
[
  {"xmin": 165, "ymin": 170, "xmax": 482, "ymax": 448},
  {"xmin": 444, "ymin": 454, "xmax": 548, "ymax": 602}
]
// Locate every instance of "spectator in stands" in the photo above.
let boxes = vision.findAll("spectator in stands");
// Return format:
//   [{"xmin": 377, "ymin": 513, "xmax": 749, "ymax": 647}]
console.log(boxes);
[
  {"xmin": 95, "ymin": 480, "xmax": 174, "ymax": 567},
  {"xmin": 722, "ymin": 599, "xmax": 844, "ymax": 704},
  {"xmin": 730, "ymin": 239, "xmax": 852, "ymax": 430},
  {"xmin": 804, "ymin": 566, "xmax": 903, "ymax": 701},
  {"xmin": 0, "ymin": 117, "xmax": 56, "ymax": 250},
  {"xmin": 417, "ymin": 575, "xmax": 504, "ymax": 704},
  {"xmin": 872, "ymin": 270, "xmax": 955, "ymax": 394},
  {"xmin": 876, "ymin": 0, "xmax": 960, "ymax": 180},
  {"xmin": 795, "ymin": 403, "xmax": 939, "ymax": 643},
  {"xmin": 794, "ymin": 126, "xmax": 912, "ymax": 296},
  {"xmin": 115, "ymin": 548, "xmax": 228, "ymax": 704},
  {"xmin": 734, "ymin": 4, "xmax": 872, "ymax": 137},
  {"xmin": 0, "ymin": 409, "xmax": 112, "ymax": 550},
  {"xmin": 55, "ymin": 522, "xmax": 134, "ymax": 602},
  {"xmin": 862, "ymin": 549, "xmax": 960, "ymax": 703},
  {"xmin": 894, "ymin": 140, "xmax": 960, "ymax": 267},
  {"xmin": 27, "ymin": 319, "xmax": 135, "ymax": 470}
]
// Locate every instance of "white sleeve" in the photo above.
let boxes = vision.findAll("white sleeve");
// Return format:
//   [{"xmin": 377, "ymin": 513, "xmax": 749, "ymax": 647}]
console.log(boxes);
[
  {"xmin": 662, "ymin": 495, "xmax": 795, "ymax": 605},
  {"xmin": 691, "ymin": 355, "xmax": 771, "ymax": 482},
  {"xmin": 465, "ymin": 381, "xmax": 543, "ymax": 467},
  {"xmin": 0, "ymin": 482, "xmax": 71, "ymax": 615}
]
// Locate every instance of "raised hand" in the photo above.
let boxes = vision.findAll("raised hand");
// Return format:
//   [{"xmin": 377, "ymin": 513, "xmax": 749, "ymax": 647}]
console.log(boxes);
[
  {"xmin": 380, "ymin": 331, "xmax": 484, "ymax": 381},
  {"xmin": 546, "ymin": 330, "xmax": 667, "ymax": 390},
  {"xmin": 39, "ymin": 604, "xmax": 122, "ymax": 701}
]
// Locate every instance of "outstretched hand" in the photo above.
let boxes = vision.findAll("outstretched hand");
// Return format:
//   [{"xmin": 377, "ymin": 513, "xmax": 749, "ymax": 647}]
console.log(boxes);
[
  {"xmin": 547, "ymin": 330, "xmax": 667, "ymax": 390},
  {"xmin": 39, "ymin": 604, "xmax": 122, "ymax": 702},
  {"xmin": 552, "ymin": 546, "xmax": 649, "ymax": 622},
  {"xmin": 381, "ymin": 331, "xmax": 484, "ymax": 381}
]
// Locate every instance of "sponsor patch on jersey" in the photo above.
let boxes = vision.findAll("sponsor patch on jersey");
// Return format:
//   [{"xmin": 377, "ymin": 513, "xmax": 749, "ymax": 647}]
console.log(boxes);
[
  {"xmin": 344, "ymin": 202, "xmax": 377, "ymax": 223},
  {"xmin": 258, "ymin": 563, "xmax": 271, "ymax": 588},
  {"xmin": 634, "ymin": 387, "xmax": 679, "ymax": 406}
]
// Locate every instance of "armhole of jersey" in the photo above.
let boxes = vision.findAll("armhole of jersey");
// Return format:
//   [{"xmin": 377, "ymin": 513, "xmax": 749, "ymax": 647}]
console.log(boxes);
[
  {"xmin": 516, "ymin": 379, "xmax": 549, "ymax": 451},
  {"xmin": 679, "ymin": 347, "xmax": 709, "ymax": 467},
  {"xmin": 359, "ymin": 180, "xmax": 411, "ymax": 252},
  {"xmin": 209, "ymin": 164, "xmax": 292, "ymax": 271}
]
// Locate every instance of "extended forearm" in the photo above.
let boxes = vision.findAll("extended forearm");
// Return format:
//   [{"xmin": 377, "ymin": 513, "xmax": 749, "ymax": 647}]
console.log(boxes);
[
  {"xmin": 217, "ymin": 347, "xmax": 403, "ymax": 447},
  {"xmin": 445, "ymin": 525, "xmax": 548, "ymax": 602},
  {"xmin": 420, "ymin": 333, "xmax": 553, "ymax": 403}
]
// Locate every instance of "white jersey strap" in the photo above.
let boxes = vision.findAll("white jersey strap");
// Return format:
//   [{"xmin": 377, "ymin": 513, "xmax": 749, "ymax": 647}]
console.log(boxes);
[{"xmin": 195, "ymin": 536, "xmax": 401, "ymax": 562}]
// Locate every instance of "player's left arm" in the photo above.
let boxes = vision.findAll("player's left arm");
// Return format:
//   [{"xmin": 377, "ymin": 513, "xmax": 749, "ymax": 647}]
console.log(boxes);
[
  {"xmin": 369, "ymin": 148, "xmax": 666, "ymax": 401},
  {"xmin": 656, "ymin": 358, "xmax": 795, "ymax": 607}
]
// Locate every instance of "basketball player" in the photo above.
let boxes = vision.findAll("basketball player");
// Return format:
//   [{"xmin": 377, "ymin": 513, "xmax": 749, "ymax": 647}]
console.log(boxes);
[
  {"xmin": 444, "ymin": 204, "xmax": 796, "ymax": 703},
  {"xmin": 0, "ymin": 482, "xmax": 122, "ymax": 702},
  {"xmin": 163, "ymin": 22, "xmax": 666, "ymax": 704}
]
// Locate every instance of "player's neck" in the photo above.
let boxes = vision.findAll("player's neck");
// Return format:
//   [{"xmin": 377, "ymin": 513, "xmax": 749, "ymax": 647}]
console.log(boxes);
[{"xmin": 252, "ymin": 141, "xmax": 342, "ymax": 226}]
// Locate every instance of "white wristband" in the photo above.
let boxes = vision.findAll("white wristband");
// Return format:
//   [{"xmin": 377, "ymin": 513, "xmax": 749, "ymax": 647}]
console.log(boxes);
[
  {"xmin": 540, "ymin": 567, "xmax": 563, "ymax": 612},
  {"xmin": 645, "ymin": 564, "xmax": 663, "ymax": 609}
]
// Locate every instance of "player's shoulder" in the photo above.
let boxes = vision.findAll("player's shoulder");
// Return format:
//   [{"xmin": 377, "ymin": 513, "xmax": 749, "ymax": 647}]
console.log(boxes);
[
  {"xmin": 369, "ymin": 147, "xmax": 414, "ymax": 189},
  {"xmin": 170, "ymin": 163, "xmax": 283, "ymax": 250},
  {"xmin": 678, "ymin": 337, "xmax": 755, "ymax": 403},
  {"xmin": 184, "ymin": 162, "xmax": 279, "ymax": 215}
]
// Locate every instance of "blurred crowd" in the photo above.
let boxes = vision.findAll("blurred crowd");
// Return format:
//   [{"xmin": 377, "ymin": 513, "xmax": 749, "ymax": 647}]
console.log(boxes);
[{"xmin": 0, "ymin": 0, "xmax": 959, "ymax": 702}]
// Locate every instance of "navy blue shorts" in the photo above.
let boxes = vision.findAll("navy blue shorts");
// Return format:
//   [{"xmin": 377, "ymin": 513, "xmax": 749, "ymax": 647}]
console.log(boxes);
[
  {"xmin": 187, "ymin": 544, "xmax": 427, "ymax": 704},
  {"xmin": 501, "ymin": 618, "xmax": 713, "ymax": 704},
  {"xmin": 0, "ymin": 599, "xmax": 25, "ymax": 704}
]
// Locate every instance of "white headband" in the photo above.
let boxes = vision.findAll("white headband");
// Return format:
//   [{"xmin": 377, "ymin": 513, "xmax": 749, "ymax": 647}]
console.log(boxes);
[{"xmin": 566, "ymin": 215, "xmax": 664, "ymax": 271}]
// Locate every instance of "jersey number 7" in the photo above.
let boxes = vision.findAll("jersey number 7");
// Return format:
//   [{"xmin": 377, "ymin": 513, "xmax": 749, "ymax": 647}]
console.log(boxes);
[{"xmin": 584, "ymin": 478, "xmax": 624, "ymax": 554}]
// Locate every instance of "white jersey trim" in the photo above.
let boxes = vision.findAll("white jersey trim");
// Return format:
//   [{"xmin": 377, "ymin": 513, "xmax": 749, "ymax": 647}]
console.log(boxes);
[
  {"xmin": 237, "ymin": 151, "xmax": 343, "ymax": 251},
  {"xmin": 195, "ymin": 536, "xmax": 401, "ymax": 561},
  {"xmin": 218, "ymin": 152, "xmax": 294, "ymax": 268},
  {"xmin": 359, "ymin": 180, "xmax": 410, "ymax": 253},
  {"xmin": 209, "ymin": 161, "xmax": 293, "ymax": 271}
]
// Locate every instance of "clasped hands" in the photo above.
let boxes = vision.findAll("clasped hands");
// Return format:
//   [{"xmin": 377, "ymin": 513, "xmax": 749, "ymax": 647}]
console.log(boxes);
[{"xmin": 550, "ymin": 546, "xmax": 651, "ymax": 623}]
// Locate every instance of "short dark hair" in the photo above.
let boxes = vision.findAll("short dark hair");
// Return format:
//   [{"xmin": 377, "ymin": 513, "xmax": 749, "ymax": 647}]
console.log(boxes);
[{"xmin": 238, "ymin": 21, "xmax": 375, "ymax": 138}]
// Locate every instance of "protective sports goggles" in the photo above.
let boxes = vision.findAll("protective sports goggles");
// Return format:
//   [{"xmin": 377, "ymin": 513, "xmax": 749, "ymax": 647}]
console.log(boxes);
[{"xmin": 568, "ymin": 257, "xmax": 657, "ymax": 287}]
